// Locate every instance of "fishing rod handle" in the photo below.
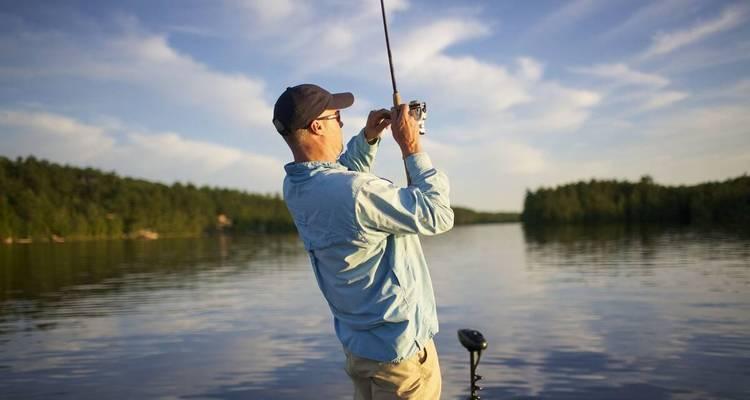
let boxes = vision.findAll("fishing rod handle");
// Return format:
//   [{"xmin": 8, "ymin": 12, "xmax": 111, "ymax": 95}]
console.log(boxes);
[{"xmin": 392, "ymin": 92, "xmax": 402, "ymax": 108}]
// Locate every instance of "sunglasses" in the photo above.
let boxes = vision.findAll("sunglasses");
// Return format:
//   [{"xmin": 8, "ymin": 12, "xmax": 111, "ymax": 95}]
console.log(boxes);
[{"xmin": 313, "ymin": 110, "xmax": 342, "ymax": 127}]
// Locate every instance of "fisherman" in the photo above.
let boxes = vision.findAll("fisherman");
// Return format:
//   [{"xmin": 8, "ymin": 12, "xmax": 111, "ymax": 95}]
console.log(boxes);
[{"xmin": 273, "ymin": 83, "xmax": 454, "ymax": 399}]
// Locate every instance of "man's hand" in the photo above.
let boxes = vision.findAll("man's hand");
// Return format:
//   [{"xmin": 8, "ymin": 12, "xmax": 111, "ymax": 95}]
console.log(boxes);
[
  {"xmin": 391, "ymin": 104, "xmax": 421, "ymax": 158},
  {"xmin": 364, "ymin": 109, "xmax": 391, "ymax": 142}
]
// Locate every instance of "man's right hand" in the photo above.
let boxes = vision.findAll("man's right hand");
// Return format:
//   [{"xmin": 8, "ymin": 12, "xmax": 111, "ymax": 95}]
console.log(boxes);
[{"xmin": 391, "ymin": 104, "xmax": 422, "ymax": 159}]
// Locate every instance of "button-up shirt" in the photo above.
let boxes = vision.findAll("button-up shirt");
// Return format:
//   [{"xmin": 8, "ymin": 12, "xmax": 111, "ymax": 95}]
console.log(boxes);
[{"xmin": 283, "ymin": 129, "xmax": 454, "ymax": 362}]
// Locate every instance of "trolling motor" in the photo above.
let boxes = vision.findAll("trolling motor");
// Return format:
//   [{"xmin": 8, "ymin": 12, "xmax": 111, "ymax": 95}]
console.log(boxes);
[
  {"xmin": 379, "ymin": 0, "xmax": 427, "ymax": 135},
  {"xmin": 458, "ymin": 329, "xmax": 488, "ymax": 399}
]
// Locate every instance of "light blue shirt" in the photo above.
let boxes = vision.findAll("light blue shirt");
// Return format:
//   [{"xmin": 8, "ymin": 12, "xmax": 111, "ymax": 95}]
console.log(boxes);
[{"xmin": 283, "ymin": 129, "xmax": 454, "ymax": 362}]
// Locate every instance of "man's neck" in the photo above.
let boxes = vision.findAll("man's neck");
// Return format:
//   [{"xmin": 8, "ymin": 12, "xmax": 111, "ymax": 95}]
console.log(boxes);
[{"xmin": 292, "ymin": 147, "xmax": 338, "ymax": 163}]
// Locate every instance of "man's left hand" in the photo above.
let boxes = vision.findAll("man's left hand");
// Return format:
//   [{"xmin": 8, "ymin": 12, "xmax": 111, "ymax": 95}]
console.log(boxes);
[{"xmin": 364, "ymin": 109, "xmax": 391, "ymax": 142}]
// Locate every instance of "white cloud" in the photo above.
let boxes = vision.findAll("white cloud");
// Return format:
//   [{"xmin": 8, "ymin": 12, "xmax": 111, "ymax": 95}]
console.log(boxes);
[
  {"xmin": 247, "ymin": 0, "xmax": 410, "ymax": 75},
  {"xmin": 615, "ymin": 104, "xmax": 750, "ymax": 184},
  {"xmin": 646, "ymin": 104, "xmax": 750, "ymax": 141},
  {"xmin": 240, "ymin": 0, "xmax": 299, "ymax": 23},
  {"xmin": 573, "ymin": 63, "xmax": 669, "ymax": 88},
  {"xmin": 504, "ymin": 82, "xmax": 601, "ymax": 134},
  {"xmin": 0, "ymin": 27, "xmax": 273, "ymax": 130},
  {"xmin": 525, "ymin": 0, "xmax": 599, "ymax": 39},
  {"xmin": 0, "ymin": 109, "xmax": 284, "ymax": 193},
  {"xmin": 396, "ymin": 19, "xmax": 490, "ymax": 71},
  {"xmin": 496, "ymin": 141, "xmax": 546, "ymax": 175},
  {"xmin": 638, "ymin": 90, "xmax": 689, "ymax": 111},
  {"xmin": 0, "ymin": 110, "xmax": 114, "ymax": 161},
  {"xmin": 517, "ymin": 58, "xmax": 544, "ymax": 82},
  {"xmin": 392, "ymin": 19, "xmax": 530, "ymax": 114},
  {"xmin": 654, "ymin": 39, "xmax": 750, "ymax": 75},
  {"xmin": 641, "ymin": 4, "xmax": 748, "ymax": 59},
  {"xmin": 600, "ymin": 0, "xmax": 701, "ymax": 42},
  {"xmin": 390, "ymin": 19, "xmax": 600, "ymax": 135}
]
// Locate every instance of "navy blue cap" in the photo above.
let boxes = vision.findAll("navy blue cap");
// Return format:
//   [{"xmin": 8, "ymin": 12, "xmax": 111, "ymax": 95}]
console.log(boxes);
[{"xmin": 272, "ymin": 84, "xmax": 354, "ymax": 136}]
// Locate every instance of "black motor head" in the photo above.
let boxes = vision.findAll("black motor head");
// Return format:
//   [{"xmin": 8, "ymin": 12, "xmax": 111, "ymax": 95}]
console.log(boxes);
[{"xmin": 458, "ymin": 329, "xmax": 488, "ymax": 352}]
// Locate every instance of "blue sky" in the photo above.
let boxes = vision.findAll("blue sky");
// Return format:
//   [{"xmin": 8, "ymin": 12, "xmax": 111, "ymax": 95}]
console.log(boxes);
[{"xmin": 1, "ymin": 0, "xmax": 748, "ymax": 211}]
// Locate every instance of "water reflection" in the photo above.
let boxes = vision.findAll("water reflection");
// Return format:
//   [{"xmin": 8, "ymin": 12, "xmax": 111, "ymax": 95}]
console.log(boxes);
[
  {"xmin": 1, "ymin": 225, "xmax": 749, "ymax": 399},
  {"xmin": 431, "ymin": 224, "xmax": 750, "ymax": 399}
]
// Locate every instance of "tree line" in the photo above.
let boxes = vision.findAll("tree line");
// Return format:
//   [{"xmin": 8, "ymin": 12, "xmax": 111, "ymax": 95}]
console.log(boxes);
[
  {"xmin": 0, "ymin": 156, "xmax": 294, "ymax": 241},
  {"xmin": 522, "ymin": 175, "xmax": 750, "ymax": 226},
  {"xmin": 453, "ymin": 207, "xmax": 519, "ymax": 224},
  {"xmin": 0, "ymin": 156, "xmax": 516, "ymax": 242}
]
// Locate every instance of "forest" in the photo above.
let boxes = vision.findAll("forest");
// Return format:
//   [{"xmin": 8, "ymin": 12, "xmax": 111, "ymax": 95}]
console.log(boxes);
[
  {"xmin": 522, "ymin": 175, "xmax": 750, "ymax": 226},
  {"xmin": 0, "ymin": 156, "xmax": 294, "ymax": 241},
  {"xmin": 0, "ymin": 156, "xmax": 515, "ymax": 242}
]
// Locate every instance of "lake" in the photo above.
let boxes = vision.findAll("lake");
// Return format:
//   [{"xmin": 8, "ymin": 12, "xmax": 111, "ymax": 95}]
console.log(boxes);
[{"xmin": 1, "ymin": 224, "xmax": 749, "ymax": 399}]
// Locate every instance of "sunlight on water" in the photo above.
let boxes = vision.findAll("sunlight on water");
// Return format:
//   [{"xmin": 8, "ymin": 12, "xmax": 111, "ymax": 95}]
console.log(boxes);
[{"xmin": 1, "ymin": 225, "xmax": 749, "ymax": 399}]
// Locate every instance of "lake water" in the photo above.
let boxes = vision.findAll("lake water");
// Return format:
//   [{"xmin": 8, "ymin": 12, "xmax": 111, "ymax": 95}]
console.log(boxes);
[{"xmin": 1, "ymin": 224, "xmax": 749, "ymax": 399}]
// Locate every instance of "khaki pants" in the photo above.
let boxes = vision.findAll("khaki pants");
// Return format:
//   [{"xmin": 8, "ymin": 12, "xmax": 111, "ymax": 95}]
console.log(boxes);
[{"xmin": 344, "ymin": 339, "xmax": 442, "ymax": 400}]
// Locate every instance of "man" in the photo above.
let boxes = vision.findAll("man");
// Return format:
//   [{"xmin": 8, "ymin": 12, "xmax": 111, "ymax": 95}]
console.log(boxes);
[{"xmin": 273, "ymin": 83, "xmax": 454, "ymax": 399}]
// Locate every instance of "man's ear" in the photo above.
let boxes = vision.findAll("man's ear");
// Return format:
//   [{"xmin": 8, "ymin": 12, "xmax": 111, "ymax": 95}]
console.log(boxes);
[{"xmin": 308, "ymin": 120, "xmax": 324, "ymax": 135}]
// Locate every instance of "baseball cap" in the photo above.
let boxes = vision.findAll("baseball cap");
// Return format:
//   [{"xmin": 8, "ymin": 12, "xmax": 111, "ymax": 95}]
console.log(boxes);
[{"xmin": 272, "ymin": 84, "xmax": 354, "ymax": 136}]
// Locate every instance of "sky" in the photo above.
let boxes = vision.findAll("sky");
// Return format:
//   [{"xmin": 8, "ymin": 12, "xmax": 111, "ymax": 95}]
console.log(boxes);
[{"xmin": 0, "ymin": 0, "xmax": 748, "ymax": 211}]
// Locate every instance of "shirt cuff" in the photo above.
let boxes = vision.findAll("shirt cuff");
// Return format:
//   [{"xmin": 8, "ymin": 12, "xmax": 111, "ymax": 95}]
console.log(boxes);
[
  {"xmin": 361, "ymin": 129, "xmax": 380, "ymax": 146},
  {"xmin": 405, "ymin": 152, "xmax": 432, "ymax": 178}
]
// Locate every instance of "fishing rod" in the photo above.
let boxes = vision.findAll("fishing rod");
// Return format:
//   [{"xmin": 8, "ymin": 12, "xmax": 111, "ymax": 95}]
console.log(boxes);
[
  {"xmin": 379, "ymin": 2, "xmax": 489, "ymax": 398},
  {"xmin": 378, "ymin": 0, "xmax": 427, "ymax": 136}
]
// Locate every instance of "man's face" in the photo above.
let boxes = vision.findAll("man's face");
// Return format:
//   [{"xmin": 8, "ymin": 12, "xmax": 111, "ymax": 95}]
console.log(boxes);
[{"xmin": 315, "ymin": 109, "xmax": 344, "ymax": 154}]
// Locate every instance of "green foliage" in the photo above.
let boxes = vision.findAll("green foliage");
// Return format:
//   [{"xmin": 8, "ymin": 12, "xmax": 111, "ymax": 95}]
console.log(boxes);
[
  {"xmin": 522, "ymin": 175, "xmax": 750, "ymax": 226},
  {"xmin": 453, "ymin": 207, "xmax": 519, "ymax": 224},
  {"xmin": 0, "ymin": 156, "xmax": 295, "ymax": 240}
]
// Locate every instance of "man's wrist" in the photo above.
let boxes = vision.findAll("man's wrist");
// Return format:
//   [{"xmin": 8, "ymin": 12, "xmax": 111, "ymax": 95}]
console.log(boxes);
[
  {"xmin": 400, "ymin": 144, "xmax": 422, "ymax": 159},
  {"xmin": 362, "ymin": 128, "xmax": 380, "ymax": 145}
]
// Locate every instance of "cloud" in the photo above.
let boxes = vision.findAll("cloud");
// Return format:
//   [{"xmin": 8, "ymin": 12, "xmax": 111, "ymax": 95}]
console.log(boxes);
[
  {"xmin": 653, "ymin": 39, "xmax": 750, "ymax": 75},
  {"xmin": 244, "ymin": 0, "xmax": 410, "ymax": 74},
  {"xmin": 641, "ymin": 4, "xmax": 748, "ymax": 59},
  {"xmin": 517, "ymin": 57, "xmax": 544, "ymax": 82},
  {"xmin": 637, "ymin": 91, "xmax": 689, "ymax": 111},
  {"xmin": 396, "ymin": 19, "xmax": 490, "ymax": 71},
  {"xmin": 495, "ymin": 141, "xmax": 546, "ymax": 175},
  {"xmin": 0, "ymin": 109, "xmax": 284, "ymax": 193},
  {"xmin": 0, "ymin": 26, "xmax": 273, "ymax": 130},
  {"xmin": 0, "ymin": 110, "xmax": 114, "ymax": 162},
  {"xmin": 616, "ymin": 103, "xmax": 750, "ymax": 183},
  {"xmin": 393, "ymin": 19, "xmax": 529, "ymax": 113},
  {"xmin": 240, "ymin": 0, "xmax": 299, "ymax": 23},
  {"xmin": 390, "ymin": 19, "xmax": 600, "ymax": 135},
  {"xmin": 599, "ymin": 0, "xmax": 701, "ymax": 42},
  {"xmin": 525, "ymin": 0, "xmax": 603, "ymax": 40},
  {"xmin": 572, "ymin": 63, "xmax": 669, "ymax": 88}
]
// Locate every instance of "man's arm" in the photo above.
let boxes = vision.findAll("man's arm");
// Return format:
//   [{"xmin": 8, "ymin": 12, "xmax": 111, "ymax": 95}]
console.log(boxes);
[
  {"xmin": 355, "ymin": 152, "xmax": 454, "ymax": 236},
  {"xmin": 338, "ymin": 129, "xmax": 380, "ymax": 173},
  {"xmin": 354, "ymin": 104, "xmax": 453, "ymax": 236},
  {"xmin": 338, "ymin": 109, "xmax": 391, "ymax": 173}
]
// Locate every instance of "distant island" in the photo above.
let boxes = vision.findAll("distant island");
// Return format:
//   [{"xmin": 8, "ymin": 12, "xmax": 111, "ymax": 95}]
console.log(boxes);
[
  {"xmin": 0, "ymin": 156, "xmax": 518, "ymax": 243},
  {"xmin": 522, "ymin": 175, "xmax": 750, "ymax": 226}
]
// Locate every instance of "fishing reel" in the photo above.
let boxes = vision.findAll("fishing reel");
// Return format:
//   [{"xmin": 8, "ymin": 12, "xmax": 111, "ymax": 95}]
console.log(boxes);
[{"xmin": 408, "ymin": 100, "xmax": 427, "ymax": 135}]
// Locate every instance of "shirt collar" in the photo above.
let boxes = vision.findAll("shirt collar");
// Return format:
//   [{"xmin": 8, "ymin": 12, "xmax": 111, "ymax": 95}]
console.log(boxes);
[{"xmin": 284, "ymin": 160, "xmax": 347, "ymax": 175}]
